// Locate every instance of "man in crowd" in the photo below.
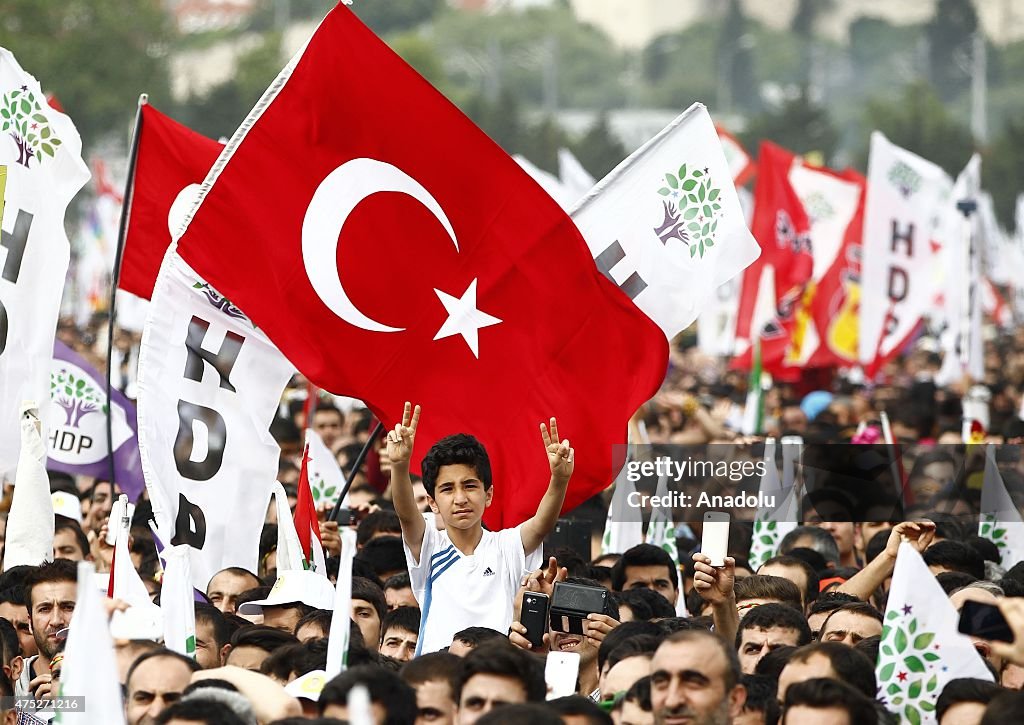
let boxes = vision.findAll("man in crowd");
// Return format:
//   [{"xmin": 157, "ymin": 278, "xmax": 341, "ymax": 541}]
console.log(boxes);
[
  {"xmin": 736, "ymin": 603, "xmax": 812, "ymax": 674},
  {"xmin": 205, "ymin": 567, "xmax": 262, "ymax": 615},
  {"xmin": 380, "ymin": 605, "xmax": 420, "ymax": 662},
  {"xmin": 124, "ymin": 648, "xmax": 200, "ymax": 725},
  {"xmin": 650, "ymin": 630, "xmax": 746, "ymax": 725},
  {"xmin": 17, "ymin": 560, "xmax": 76, "ymax": 699}
]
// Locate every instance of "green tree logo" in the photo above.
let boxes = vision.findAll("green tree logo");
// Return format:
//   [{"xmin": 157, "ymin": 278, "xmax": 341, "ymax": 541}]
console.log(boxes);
[
  {"xmin": 878, "ymin": 607, "xmax": 943, "ymax": 725},
  {"xmin": 1, "ymin": 86, "xmax": 61, "ymax": 167},
  {"xmin": 657, "ymin": 164, "xmax": 723, "ymax": 259},
  {"xmin": 979, "ymin": 514, "xmax": 1009, "ymax": 558},
  {"xmin": 51, "ymin": 367, "xmax": 107, "ymax": 428},
  {"xmin": 887, "ymin": 161, "xmax": 922, "ymax": 198}
]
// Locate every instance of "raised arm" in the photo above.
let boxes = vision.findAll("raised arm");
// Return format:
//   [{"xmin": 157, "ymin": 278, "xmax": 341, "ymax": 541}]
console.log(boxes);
[
  {"xmin": 388, "ymin": 402, "xmax": 426, "ymax": 562},
  {"xmin": 520, "ymin": 417, "xmax": 574, "ymax": 555},
  {"xmin": 836, "ymin": 520, "xmax": 935, "ymax": 601}
]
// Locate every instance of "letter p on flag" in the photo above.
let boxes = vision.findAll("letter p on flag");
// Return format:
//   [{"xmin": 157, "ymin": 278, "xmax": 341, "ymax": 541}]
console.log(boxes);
[{"xmin": 170, "ymin": 5, "xmax": 668, "ymax": 528}]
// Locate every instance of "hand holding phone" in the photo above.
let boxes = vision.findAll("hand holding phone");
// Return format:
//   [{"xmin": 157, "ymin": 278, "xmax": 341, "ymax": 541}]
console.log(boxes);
[
  {"xmin": 519, "ymin": 592, "xmax": 549, "ymax": 648},
  {"xmin": 959, "ymin": 600, "xmax": 1014, "ymax": 643}
]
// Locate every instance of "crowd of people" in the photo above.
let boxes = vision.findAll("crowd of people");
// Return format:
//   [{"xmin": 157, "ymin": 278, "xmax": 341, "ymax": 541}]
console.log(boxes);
[{"xmin": 4, "ymin": 320, "xmax": 1024, "ymax": 724}]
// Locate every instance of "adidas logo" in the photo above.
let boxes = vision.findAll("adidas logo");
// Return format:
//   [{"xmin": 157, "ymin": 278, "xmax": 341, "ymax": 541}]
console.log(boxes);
[{"xmin": 483, "ymin": 567, "xmax": 496, "ymax": 577}]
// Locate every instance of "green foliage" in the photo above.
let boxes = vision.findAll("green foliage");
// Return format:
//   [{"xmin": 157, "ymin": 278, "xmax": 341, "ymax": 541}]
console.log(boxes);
[
  {"xmin": 742, "ymin": 89, "xmax": 839, "ymax": 161},
  {"xmin": 388, "ymin": 32, "xmax": 449, "ymax": 94},
  {"xmin": 641, "ymin": 24, "xmax": 718, "ymax": 109},
  {"xmin": 925, "ymin": 0, "xmax": 978, "ymax": 102},
  {"xmin": 0, "ymin": 0, "xmax": 173, "ymax": 149},
  {"xmin": 174, "ymin": 33, "xmax": 283, "ymax": 141},
  {"xmin": 568, "ymin": 114, "xmax": 625, "ymax": 180},
  {"xmin": 862, "ymin": 82, "xmax": 975, "ymax": 177}
]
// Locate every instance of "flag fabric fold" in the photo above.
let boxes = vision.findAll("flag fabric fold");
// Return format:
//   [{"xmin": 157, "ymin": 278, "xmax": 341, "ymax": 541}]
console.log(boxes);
[
  {"xmin": 747, "ymin": 438, "xmax": 798, "ymax": 570},
  {"xmin": 167, "ymin": 5, "xmax": 667, "ymax": 528},
  {"xmin": 877, "ymin": 543, "xmax": 993, "ymax": 724},
  {"xmin": 273, "ymin": 481, "xmax": 306, "ymax": 573},
  {"xmin": 979, "ymin": 444, "xmax": 1024, "ymax": 569},
  {"xmin": 326, "ymin": 527, "xmax": 358, "ymax": 677},
  {"xmin": 4, "ymin": 404, "xmax": 54, "ymax": 570},
  {"xmin": 161, "ymin": 544, "xmax": 197, "ymax": 658},
  {"xmin": 295, "ymin": 445, "xmax": 327, "ymax": 575},
  {"xmin": 0, "ymin": 47, "xmax": 90, "ymax": 475}
]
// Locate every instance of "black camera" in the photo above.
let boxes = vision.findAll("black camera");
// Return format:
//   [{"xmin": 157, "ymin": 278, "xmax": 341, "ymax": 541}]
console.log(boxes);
[{"xmin": 549, "ymin": 581, "xmax": 616, "ymax": 634}]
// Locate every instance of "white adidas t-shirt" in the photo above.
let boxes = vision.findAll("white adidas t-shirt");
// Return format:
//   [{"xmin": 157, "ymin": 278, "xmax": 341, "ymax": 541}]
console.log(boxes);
[{"xmin": 405, "ymin": 520, "xmax": 543, "ymax": 655}]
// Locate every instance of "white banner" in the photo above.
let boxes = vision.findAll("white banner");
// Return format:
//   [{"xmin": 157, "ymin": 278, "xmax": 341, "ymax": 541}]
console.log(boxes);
[
  {"xmin": 138, "ymin": 252, "xmax": 294, "ymax": 590},
  {"xmin": 859, "ymin": 132, "xmax": 952, "ymax": 370},
  {"xmin": 0, "ymin": 48, "xmax": 90, "ymax": 474},
  {"xmin": 571, "ymin": 103, "xmax": 760, "ymax": 339}
]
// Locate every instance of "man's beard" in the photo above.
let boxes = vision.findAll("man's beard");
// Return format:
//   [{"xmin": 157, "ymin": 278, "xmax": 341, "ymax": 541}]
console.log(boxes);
[
  {"xmin": 34, "ymin": 630, "xmax": 58, "ymax": 660},
  {"xmin": 655, "ymin": 697, "xmax": 731, "ymax": 725}
]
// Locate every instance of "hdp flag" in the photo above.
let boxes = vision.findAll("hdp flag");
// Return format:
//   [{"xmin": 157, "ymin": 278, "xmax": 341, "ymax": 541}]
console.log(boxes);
[
  {"xmin": 167, "ymin": 5, "xmax": 667, "ymax": 528},
  {"xmin": 48, "ymin": 340, "xmax": 145, "ymax": 500}
]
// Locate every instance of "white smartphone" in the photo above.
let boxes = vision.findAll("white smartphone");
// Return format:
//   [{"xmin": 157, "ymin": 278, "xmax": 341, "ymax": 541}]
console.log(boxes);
[
  {"xmin": 545, "ymin": 651, "xmax": 580, "ymax": 700},
  {"xmin": 701, "ymin": 511, "xmax": 730, "ymax": 567}
]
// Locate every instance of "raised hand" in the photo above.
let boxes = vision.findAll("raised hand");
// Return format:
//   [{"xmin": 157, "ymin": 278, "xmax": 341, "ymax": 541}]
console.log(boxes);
[
  {"xmin": 387, "ymin": 402, "xmax": 420, "ymax": 467},
  {"xmin": 541, "ymin": 417, "xmax": 574, "ymax": 482}
]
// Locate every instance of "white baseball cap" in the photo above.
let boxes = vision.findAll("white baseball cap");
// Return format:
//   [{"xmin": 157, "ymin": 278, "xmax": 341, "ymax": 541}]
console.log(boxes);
[
  {"xmin": 52, "ymin": 491, "xmax": 82, "ymax": 522},
  {"xmin": 285, "ymin": 669, "xmax": 328, "ymax": 701},
  {"xmin": 237, "ymin": 569, "xmax": 335, "ymax": 614}
]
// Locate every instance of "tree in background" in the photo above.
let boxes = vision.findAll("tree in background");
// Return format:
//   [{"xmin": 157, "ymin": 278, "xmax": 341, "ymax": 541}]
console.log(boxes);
[
  {"xmin": 570, "ymin": 114, "xmax": 626, "ymax": 180},
  {"xmin": 351, "ymin": 0, "xmax": 446, "ymax": 36},
  {"xmin": 863, "ymin": 81, "xmax": 975, "ymax": 177},
  {"xmin": 742, "ymin": 88, "xmax": 838, "ymax": 161},
  {"xmin": 717, "ymin": 0, "xmax": 760, "ymax": 114},
  {"xmin": 0, "ymin": 0, "xmax": 173, "ymax": 149},
  {"xmin": 984, "ymin": 117, "xmax": 1024, "ymax": 228},
  {"xmin": 925, "ymin": 0, "xmax": 978, "ymax": 103}
]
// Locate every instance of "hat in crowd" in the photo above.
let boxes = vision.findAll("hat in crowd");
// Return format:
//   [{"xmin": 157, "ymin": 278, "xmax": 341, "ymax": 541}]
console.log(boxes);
[
  {"xmin": 52, "ymin": 491, "xmax": 82, "ymax": 522},
  {"xmin": 800, "ymin": 391, "xmax": 833, "ymax": 422},
  {"xmin": 237, "ymin": 569, "xmax": 334, "ymax": 615},
  {"xmin": 284, "ymin": 669, "xmax": 327, "ymax": 701}
]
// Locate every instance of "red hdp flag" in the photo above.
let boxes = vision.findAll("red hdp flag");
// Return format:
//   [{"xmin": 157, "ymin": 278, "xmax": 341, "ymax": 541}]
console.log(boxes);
[
  {"xmin": 120, "ymin": 104, "xmax": 223, "ymax": 299},
  {"xmin": 295, "ymin": 445, "xmax": 323, "ymax": 568},
  {"xmin": 807, "ymin": 169, "xmax": 865, "ymax": 368},
  {"xmin": 172, "ymin": 5, "xmax": 667, "ymax": 529},
  {"xmin": 733, "ymin": 142, "xmax": 813, "ymax": 377}
]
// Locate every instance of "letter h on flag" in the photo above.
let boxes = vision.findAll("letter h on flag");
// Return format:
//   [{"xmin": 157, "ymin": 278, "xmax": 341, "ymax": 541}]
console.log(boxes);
[{"xmin": 166, "ymin": 5, "xmax": 668, "ymax": 528}]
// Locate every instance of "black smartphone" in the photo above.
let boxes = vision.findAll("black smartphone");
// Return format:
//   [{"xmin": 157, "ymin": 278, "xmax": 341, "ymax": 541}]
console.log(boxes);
[
  {"xmin": 550, "ymin": 581, "xmax": 612, "ymax": 634},
  {"xmin": 958, "ymin": 600, "xmax": 1014, "ymax": 642},
  {"xmin": 520, "ymin": 592, "xmax": 550, "ymax": 648}
]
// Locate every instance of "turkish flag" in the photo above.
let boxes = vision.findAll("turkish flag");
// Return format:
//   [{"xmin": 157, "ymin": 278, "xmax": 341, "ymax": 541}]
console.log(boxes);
[
  {"xmin": 733, "ymin": 142, "xmax": 813, "ymax": 377},
  {"xmin": 172, "ymin": 6, "xmax": 667, "ymax": 528},
  {"xmin": 121, "ymin": 104, "xmax": 222, "ymax": 299}
]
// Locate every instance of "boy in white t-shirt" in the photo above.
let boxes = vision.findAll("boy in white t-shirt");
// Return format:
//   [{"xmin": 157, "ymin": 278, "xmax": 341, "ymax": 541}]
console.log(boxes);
[{"xmin": 388, "ymin": 402, "xmax": 574, "ymax": 655}]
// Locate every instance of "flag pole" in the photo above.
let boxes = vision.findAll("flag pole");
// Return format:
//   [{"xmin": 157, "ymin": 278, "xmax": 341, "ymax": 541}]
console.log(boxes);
[
  {"xmin": 104, "ymin": 94, "xmax": 147, "ymax": 490},
  {"xmin": 327, "ymin": 420, "xmax": 384, "ymax": 523}
]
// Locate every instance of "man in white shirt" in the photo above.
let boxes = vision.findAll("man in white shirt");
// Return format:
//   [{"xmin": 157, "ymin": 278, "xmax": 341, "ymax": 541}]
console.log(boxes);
[{"xmin": 388, "ymin": 403, "xmax": 574, "ymax": 655}]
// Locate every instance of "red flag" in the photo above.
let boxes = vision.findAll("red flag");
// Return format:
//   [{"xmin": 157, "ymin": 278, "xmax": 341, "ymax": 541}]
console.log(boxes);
[
  {"xmin": 733, "ymin": 143, "xmax": 813, "ymax": 375},
  {"xmin": 121, "ymin": 105, "xmax": 222, "ymax": 299},
  {"xmin": 295, "ymin": 445, "xmax": 322, "ymax": 568},
  {"xmin": 172, "ymin": 6, "xmax": 667, "ymax": 528},
  {"xmin": 808, "ymin": 169, "xmax": 865, "ymax": 368}
]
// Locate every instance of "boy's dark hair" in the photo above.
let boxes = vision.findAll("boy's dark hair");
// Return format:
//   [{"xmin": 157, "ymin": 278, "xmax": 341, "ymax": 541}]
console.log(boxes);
[
  {"xmin": 295, "ymin": 609, "xmax": 333, "ymax": 639},
  {"xmin": 622, "ymin": 675, "xmax": 651, "ymax": 709},
  {"xmin": 609, "ymin": 544, "xmax": 677, "ymax": 592},
  {"xmin": 382, "ymin": 606, "xmax": 421, "ymax": 640},
  {"xmin": 616, "ymin": 588, "xmax": 675, "ymax": 621},
  {"xmin": 754, "ymin": 645, "xmax": 797, "ymax": 680},
  {"xmin": 455, "ymin": 641, "xmax": 545, "ymax": 703},
  {"xmin": 228, "ymin": 626, "xmax": 298, "ymax": 654},
  {"xmin": 126, "ymin": 648, "xmax": 201, "ymax": 689},
  {"xmin": 401, "ymin": 651, "xmax": 461, "ymax": 688},
  {"xmin": 740, "ymin": 673, "xmax": 776, "ymax": 715},
  {"xmin": 383, "ymin": 572, "xmax": 411, "ymax": 592},
  {"xmin": 357, "ymin": 510, "xmax": 402, "ymax": 547},
  {"xmin": 853, "ymin": 634, "xmax": 881, "ymax": 665},
  {"xmin": 735, "ymin": 603, "xmax": 812, "ymax": 649},
  {"xmin": 452, "ymin": 626, "xmax": 505, "ymax": 648},
  {"xmin": 475, "ymin": 704, "xmax": 562, "ymax": 725},
  {"xmin": 194, "ymin": 603, "xmax": 230, "ymax": 650},
  {"xmin": 320, "ymin": 664, "xmax": 417, "ymax": 723},
  {"xmin": 783, "ymin": 678, "xmax": 877, "ymax": 722},
  {"xmin": 807, "ymin": 592, "xmax": 860, "ymax": 619},
  {"xmin": 787, "ymin": 642, "xmax": 876, "ymax": 698},
  {"xmin": 819, "ymin": 601, "xmax": 883, "ymax": 639},
  {"xmin": 605, "ymin": 635, "xmax": 660, "ymax": 672},
  {"xmin": 53, "ymin": 515, "xmax": 90, "ymax": 559},
  {"xmin": 23, "ymin": 559, "xmax": 77, "ymax": 612},
  {"xmin": 352, "ymin": 577, "xmax": 387, "ymax": 622},
  {"xmin": 546, "ymin": 694, "xmax": 613, "ymax": 724},
  {"xmin": 982, "ymin": 691, "xmax": 1024, "ymax": 723},
  {"xmin": 597, "ymin": 621, "xmax": 663, "ymax": 672},
  {"xmin": 260, "ymin": 638, "xmax": 328, "ymax": 681},
  {"xmin": 760, "ymin": 555, "xmax": 820, "ymax": 605},
  {"xmin": 937, "ymin": 678, "xmax": 1005, "ymax": 721},
  {"xmin": 154, "ymin": 699, "xmax": 247, "ymax": 725},
  {"xmin": 420, "ymin": 433, "xmax": 492, "ymax": 498},
  {"xmin": 923, "ymin": 540, "xmax": 986, "ymax": 580},
  {"xmin": 733, "ymin": 575, "xmax": 803, "ymax": 613},
  {"xmin": 936, "ymin": 571, "xmax": 979, "ymax": 595},
  {"xmin": 355, "ymin": 536, "xmax": 408, "ymax": 579}
]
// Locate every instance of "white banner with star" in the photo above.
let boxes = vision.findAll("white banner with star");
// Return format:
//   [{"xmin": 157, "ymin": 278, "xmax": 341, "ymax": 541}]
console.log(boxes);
[{"xmin": 570, "ymin": 103, "xmax": 760, "ymax": 340}]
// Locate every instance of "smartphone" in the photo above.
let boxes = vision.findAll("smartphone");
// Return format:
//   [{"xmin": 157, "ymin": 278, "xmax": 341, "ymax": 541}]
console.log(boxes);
[
  {"xmin": 544, "ymin": 651, "xmax": 580, "ymax": 700},
  {"xmin": 550, "ymin": 581, "xmax": 611, "ymax": 634},
  {"xmin": 701, "ymin": 512, "xmax": 730, "ymax": 567},
  {"xmin": 520, "ymin": 591, "xmax": 549, "ymax": 648},
  {"xmin": 958, "ymin": 600, "xmax": 1014, "ymax": 642}
]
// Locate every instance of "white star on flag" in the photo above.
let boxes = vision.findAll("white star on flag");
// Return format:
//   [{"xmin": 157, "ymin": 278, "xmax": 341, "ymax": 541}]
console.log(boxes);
[{"xmin": 433, "ymin": 278, "xmax": 502, "ymax": 357}]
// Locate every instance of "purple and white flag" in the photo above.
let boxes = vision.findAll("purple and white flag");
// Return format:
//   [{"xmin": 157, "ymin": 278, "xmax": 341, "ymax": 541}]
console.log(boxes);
[{"xmin": 47, "ymin": 340, "xmax": 145, "ymax": 500}]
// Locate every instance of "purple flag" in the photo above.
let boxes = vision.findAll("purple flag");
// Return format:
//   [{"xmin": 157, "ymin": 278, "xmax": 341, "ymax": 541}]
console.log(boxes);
[{"xmin": 47, "ymin": 341, "xmax": 145, "ymax": 500}]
